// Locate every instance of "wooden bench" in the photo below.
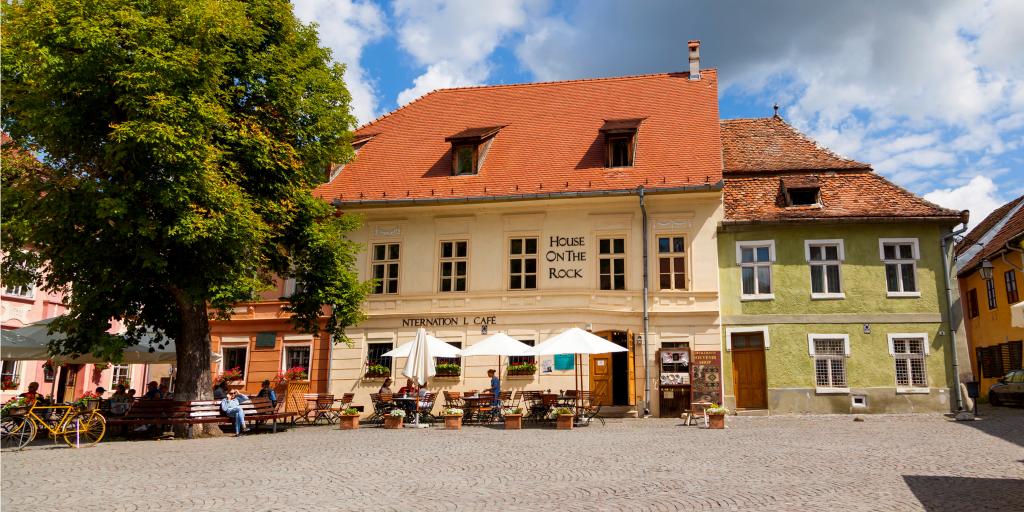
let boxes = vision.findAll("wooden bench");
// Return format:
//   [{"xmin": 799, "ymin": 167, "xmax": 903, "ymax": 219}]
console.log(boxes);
[
  {"xmin": 188, "ymin": 397, "xmax": 297, "ymax": 434},
  {"xmin": 105, "ymin": 399, "xmax": 191, "ymax": 432}
]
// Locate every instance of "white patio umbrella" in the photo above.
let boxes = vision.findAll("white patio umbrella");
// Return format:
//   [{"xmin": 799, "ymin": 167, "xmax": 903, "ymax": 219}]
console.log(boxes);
[
  {"xmin": 528, "ymin": 327, "xmax": 628, "ymax": 412},
  {"xmin": 382, "ymin": 333, "xmax": 462, "ymax": 358},
  {"xmin": 400, "ymin": 328, "xmax": 436, "ymax": 428},
  {"xmin": 460, "ymin": 333, "xmax": 533, "ymax": 392}
]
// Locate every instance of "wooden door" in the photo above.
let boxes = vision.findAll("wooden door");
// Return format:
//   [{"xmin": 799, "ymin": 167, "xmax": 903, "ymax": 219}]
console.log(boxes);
[
  {"xmin": 731, "ymin": 333, "xmax": 767, "ymax": 409},
  {"xmin": 626, "ymin": 330, "xmax": 636, "ymax": 406},
  {"xmin": 589, "ymin": 353, "xmax": 613, "ymax": 406}
]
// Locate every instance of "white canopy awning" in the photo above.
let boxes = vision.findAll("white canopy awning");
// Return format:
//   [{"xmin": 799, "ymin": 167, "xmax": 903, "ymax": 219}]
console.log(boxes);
[
  {"xmin": 460, "ymin": 333, "xmax": 534, "ymax": 357},
  {"xmin": 383, "ymin": 333, "xmax": 462, "ymax": 358},
  {"xmin": 528, "ymin": 327, "xmax": 629, "ymax": 356}
]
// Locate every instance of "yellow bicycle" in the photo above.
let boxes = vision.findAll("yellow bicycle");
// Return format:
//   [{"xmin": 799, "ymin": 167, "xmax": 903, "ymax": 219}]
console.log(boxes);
[{"xmin": 20, "ymin": 401, "xmax": 106, "ymax": 448}]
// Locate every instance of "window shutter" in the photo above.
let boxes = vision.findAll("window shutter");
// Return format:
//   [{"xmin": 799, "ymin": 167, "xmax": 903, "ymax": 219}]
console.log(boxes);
[{"xmin": 807, "ymin": 336, "xmax": 816, "ymax": 356}]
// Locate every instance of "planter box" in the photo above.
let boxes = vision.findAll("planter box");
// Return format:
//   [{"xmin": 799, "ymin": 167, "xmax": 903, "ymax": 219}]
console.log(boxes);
[
  {"xmin": 384, "ymin": 416, "xmax": 404, "ymax": 429},
  {"xmin": 504, "ymin": 414, "xmax": 523, "ymax": 430},
  {"xmin": 364, "ymin": 372, "xmax": 391, "ymax": 380},
  {"xmin": 443, "ymin": 414, "xmax": 463, "ymax": 430},
  {"xmin": 556, "ymin": 414, "xmax": 574, "ymax": 430},
  {"xmin": 707, "ymin": 414, "xmax": 725, "ymax": 429},
  {"xmin": 338, "ymin": 414, "xmax": 360, "ymax": 430},
  {"xmin": 506, "ymin": 370, "xmax": 536, "ymax": 377},
  {"xmin": 82, "ymin": 399, "xmax": 100, "ymax": 410},
  {"xmin": 435, "ymin": 372, "xmax": 461, "ymax": 378},
  {"xmin": 1, "ymin": 407, "xmax": 28, "ymax": 417}
]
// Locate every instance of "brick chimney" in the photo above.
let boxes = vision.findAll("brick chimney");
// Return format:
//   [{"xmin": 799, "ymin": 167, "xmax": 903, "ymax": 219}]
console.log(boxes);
[{"xmin": 688, "ymin": 40, "xmax": 701, "ymax": 80}]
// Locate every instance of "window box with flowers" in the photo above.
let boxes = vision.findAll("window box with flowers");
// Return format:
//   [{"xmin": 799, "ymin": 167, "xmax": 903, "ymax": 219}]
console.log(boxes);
[
  {"xmin": 1, "ymin": 377, "xmax": 21, "ymax": 391},
  {"xmin": 506, "ymin": 362, "xmax": 537, "ymax": 377},
  {"xmin": 364, "ymin": 362, "xmax": 391, "ymax": 380},
  {"xmin": 435, "ymin": 362, "xmax": 461, "ymax": 378},
  {"xmin": 75, "ymin": 391, "xmax": 103, "ymax": 410},
  {"xmin": 1, "ymin": 396, "xmax": 30, "ymax": 417},
  {"xmin": 215, "ymin": 367, "xmax": 244, "ymax": 385}
]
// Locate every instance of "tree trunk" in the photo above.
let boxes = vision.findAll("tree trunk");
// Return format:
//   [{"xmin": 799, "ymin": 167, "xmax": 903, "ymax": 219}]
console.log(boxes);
[{"xmin": 170, "ymin": 290, "xmax": 221, "ymax": 437}]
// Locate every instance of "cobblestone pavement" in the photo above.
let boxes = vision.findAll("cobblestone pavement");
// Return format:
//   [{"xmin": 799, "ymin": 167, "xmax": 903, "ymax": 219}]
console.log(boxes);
[{"xmin": 3, "ymin": 409, "xmax": 1023, "ymax": 511}]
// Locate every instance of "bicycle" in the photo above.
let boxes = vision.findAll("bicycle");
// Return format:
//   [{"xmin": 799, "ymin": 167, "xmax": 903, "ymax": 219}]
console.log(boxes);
[
  {"xmin": 1, "ymin": 407, "xmax": 37, "ymax": 450},
  {"xmin": 20, "ymin": 401, "xmax": 106, "ymax": 448}
]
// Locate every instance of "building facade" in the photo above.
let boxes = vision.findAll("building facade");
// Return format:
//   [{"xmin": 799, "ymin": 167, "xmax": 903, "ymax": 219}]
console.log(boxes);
[
  {"xmin": 955, "ymin": 196, "xmax": 1024, "ymax": 400},
  {"xmin": 717, "ymin": 117, "xmax": 964, "ymax": 414},
  {"xmin": 316, "ymin": 57, "xmax": 726, "ymax": 417}
]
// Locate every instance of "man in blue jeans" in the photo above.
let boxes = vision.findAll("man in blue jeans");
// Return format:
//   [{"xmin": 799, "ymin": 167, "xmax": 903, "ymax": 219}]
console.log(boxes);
[{"xmin": 220, "ymin": 389, "xmax": 250, "ymax": 437}]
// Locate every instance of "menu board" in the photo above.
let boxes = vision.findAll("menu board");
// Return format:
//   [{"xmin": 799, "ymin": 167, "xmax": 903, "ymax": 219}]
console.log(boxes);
[{"xmin": 690, "ymin": 351, "xmax": 722, "ymax": 404}]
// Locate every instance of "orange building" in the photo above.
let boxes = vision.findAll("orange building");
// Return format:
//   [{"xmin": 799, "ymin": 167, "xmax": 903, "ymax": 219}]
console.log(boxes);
[{"xmin": 956, "ymin": 195, "xmax": 1024, "ymax": 400}]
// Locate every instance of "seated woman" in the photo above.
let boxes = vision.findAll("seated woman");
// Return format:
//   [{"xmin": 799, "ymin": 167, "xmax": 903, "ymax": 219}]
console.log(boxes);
[
  {"xmin": 109, "ymin": 384, "xmax": 133, "ymax": 416},
  {"xmin": 397, "ymin": 378, "xmax": 417, "ymax": 396},
  {"xmin": 220, "ymin": 389, "xmax": 250, "ymax": 437},
  {"xmin": 378, "ymin": 377, "xmax": 393, "ymax": 395}
]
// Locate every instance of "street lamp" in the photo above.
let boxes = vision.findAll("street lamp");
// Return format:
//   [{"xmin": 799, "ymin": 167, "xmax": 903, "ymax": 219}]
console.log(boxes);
[{"xmin": 980, "ymin": 259, "xmax": 995, "ymax": 281}]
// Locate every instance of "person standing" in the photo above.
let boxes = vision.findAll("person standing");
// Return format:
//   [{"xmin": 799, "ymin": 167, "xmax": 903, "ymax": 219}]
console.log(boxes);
[{"xmin": 220, "ymin": 389, "xmax": 250, "ymax": 437}]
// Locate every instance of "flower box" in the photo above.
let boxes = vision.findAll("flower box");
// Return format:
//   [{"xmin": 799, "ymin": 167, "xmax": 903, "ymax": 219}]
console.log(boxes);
[
  {"xmin": 504, "ymin": 413, "xmax": 523, "ymax": 430},
  {"xmin": 443, "ymin": 414, "xmax": 463, "ymax": 430},
  {"xmin": 338, "ymin": 414, "xmax": 360, "ymax": 430},
  {"xmin": 556, "ymin": 414, "xmax": 574, "ymax": 430},
  {"xmin": 364, "ymin": 371, "xmax": 391, "ymax": 380},
  {"xmin": 383, "ymin": 416, "xmax": 404, "ymax": 429},
  {"xmin": 1, "ymin": 406, "xmax": 28, "ymax": 417},
  {"xmin": 707, "ymin": 413, "xmax": 725, "ymax": 429},
  {"xmin": 1, "ymin": 380, "xmax": 20, "ymax": 391},
  {"xmin": 506, "ymin": 363, "xmax": 537, "ymax": 377}
]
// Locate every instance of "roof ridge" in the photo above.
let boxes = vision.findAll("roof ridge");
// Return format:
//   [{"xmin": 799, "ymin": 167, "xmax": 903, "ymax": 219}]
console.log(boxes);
[
  {"xmin": 769, "ymin": 116, "xmax": 869, "ymax": 169},
  {"xmin": 355, "ymin": 69, "xmax": 718, "ymax": 133}
]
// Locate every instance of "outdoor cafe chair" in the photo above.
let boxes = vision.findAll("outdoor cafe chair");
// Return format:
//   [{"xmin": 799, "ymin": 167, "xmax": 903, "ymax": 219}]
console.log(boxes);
[
  {"xmin": 442, "ymin": 391, "xmax": 463, "ymax": 409},
  {"xmin": 311, "ymin": 394, "xmax": 339, "ymax": 425},
  {"xmin": 368, "ymin": 393, "xmax": 395, "ymax": 423},
  {"xmin": 417, "ymin": 393, "xmax": 438, "ymax": 423},
  {"xmin": 578, "ymin": 391, "xmax": 605, "ymax": 426}
]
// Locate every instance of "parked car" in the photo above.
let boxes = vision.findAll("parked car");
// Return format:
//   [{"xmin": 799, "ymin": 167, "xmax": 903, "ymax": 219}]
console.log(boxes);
[{"xmin": 988, "ymin": 369, "xmax": 1024, "ymax": 406}]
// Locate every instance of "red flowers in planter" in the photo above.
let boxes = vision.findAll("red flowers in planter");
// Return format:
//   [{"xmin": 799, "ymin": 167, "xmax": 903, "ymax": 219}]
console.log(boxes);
[
  {"xmin": 215, "ymin": 366, "xmax": 243, "ymax": 384},
  {"xmin": 274, "ymin": 366, "xmax": 308, "ymax": 385}
]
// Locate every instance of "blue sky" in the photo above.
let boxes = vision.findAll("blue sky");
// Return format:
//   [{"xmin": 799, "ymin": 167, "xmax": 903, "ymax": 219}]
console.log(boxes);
[{"xmin": 293, "ymin": 0, "xmax": 1024, "ymax": 226}]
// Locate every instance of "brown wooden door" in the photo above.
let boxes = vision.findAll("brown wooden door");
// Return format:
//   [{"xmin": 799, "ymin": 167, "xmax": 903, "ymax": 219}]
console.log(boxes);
[
  {"xmin": 626, "ymin": 330, "xmax": 636, "ymax": 406},
  {"xmin": 589, "ymin": 353, "xmax": 613, "ymax": 406},
  {"xmin": 731, "ymin": 333, "xmax": 767, "ymax": 409}
]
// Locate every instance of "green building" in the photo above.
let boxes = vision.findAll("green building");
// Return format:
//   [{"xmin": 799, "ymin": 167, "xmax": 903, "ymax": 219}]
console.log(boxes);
[{"xmin": 717, "ymin": 116, "xmax": 965, "ymax": 414}]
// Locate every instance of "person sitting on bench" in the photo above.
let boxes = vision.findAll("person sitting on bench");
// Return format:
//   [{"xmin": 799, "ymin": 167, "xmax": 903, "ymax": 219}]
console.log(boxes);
[
  {"xmin": 221, "ymin": 389, "xmax": 250, "ymax": 437},
  {"xmin": 256, "ymin": 379, "xmax": 277, "ymax": 407}
]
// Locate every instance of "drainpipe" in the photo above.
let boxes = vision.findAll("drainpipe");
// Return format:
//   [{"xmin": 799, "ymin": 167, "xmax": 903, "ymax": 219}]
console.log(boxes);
[
  {"xmin": 638, "ymin": 186, "xmax": 651, "ymax": 417},
  {"xmin": 940, "ymin": 211, "xmax": 970, "ymax": 414}
]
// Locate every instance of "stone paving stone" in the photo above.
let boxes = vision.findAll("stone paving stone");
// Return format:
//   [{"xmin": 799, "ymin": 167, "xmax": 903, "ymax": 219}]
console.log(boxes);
[{"xmin": 2, "ymin": 409, "xmax": 1023, "ymax": 511}]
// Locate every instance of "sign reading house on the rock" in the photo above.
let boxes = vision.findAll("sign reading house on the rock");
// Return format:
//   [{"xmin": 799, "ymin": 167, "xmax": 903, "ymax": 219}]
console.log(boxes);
[
  {"xmin": 546, "ymin": 235, "xmax": 586, "ymax": 279},
  {"xmin": 401, "ymin": 316, "xmax": 497, "ymax": 327}
]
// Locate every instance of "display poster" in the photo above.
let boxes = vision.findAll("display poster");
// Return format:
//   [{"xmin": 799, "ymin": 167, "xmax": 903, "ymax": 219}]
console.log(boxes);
[
  {"xmin": 540, "ymin": 357, "xmax": 554, "ymax": 374},
  {"xmin": 661, "ymin": 350, "xmax": 689, "ymax": 364},
  {"xmin": 553, "ymin": 354, "xmax": 575, "ymax": 371},
  {"xmin": 690, "ymin": 351, "xmax": 722, "ymax": 404}
]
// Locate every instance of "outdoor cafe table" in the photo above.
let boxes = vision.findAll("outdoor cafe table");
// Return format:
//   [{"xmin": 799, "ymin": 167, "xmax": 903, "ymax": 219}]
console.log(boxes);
[
  {"xmin": 304, "ymin": 397, "xmax": 345, "ymax": 425},
  {"xmin": 461, "ymin": 395, "xmax": 496, "ymax": 422},
  {"xmin": 392, "ymin": 396, "xmax": 418, "ymax": 416}
]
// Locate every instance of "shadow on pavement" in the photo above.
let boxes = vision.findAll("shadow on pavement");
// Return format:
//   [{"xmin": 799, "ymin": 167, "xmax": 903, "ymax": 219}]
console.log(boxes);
[
  {"xmin": 903, "ymin": 475, "xmax": 1024, "ymax": 511},
  {"xmin": 950, "ymin": 406, "xmax": 1024, "ymax": 449}
]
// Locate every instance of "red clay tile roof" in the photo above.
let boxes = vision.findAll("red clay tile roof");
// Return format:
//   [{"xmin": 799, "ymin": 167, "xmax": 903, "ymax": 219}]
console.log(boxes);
[
  {"xmin": 723, "ymin": 172, "xmax": 962, "ymax": 223},
  {"xmin": 316, "ymin": 71, "xmax": 722, "ymax": 204},
  {"xmin": 721, "ymin": 116, "xmax": 869, "ymax": 173},
  {"xmin": 957, "ymin": 196, "xmax": 1024, "ymax": 276},
  {"xmin": 955, "ymin": 195, "xmax": 1024, "ymax": 257}
]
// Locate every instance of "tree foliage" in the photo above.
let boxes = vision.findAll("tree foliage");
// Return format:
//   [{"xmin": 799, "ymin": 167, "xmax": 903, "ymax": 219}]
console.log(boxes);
[{"xmin": 1, "ymin": 0, "xmax": 369, "ymax": 394}]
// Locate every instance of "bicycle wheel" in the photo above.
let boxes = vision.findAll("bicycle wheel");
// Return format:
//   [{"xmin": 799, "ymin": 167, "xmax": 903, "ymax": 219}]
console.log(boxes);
[
  {"xmin": 1, "ymin": 416, "xmax": 37, "ymax": 450},
  {"xmin": 62, "ymin": 411, "xmax": 106, "ymax": 448}
]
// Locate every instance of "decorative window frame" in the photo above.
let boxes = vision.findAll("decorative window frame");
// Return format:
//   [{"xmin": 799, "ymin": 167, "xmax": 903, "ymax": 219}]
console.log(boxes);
[
  {"xmin": 879, "ymin": 238, "xmax": 921, "ymax": 298},
  {"xmin": 724, "ymin": 326, "xmax": 771, "ymax": 351},
  {"xmin": 438, "ymin": 239, "xmax": 471, "ymax": 293},
  {"xmin": 506, "ymin": 235, "xmax": 539, "ymax": 292},
  {"xmin": 109, "ymin": 364, "xmax": 132, "ymax": 388},
  {"xmin": 807, "ymin": 333, "xmax": 851, "ymax": 394},
  {"xmin": 280, "ymin": 335, "xmax": 314, "ymax": 376},
  {"xmin": 369, "ymin": 241, "xmax": 401, "ymax": 295},
  {"xmin": 736, "ymin": 240, "xmax": 776, "ymax": 301},
  {"xmin": 596, "ymin": 235, "xmax": 628, "ymax": 291},
  {"xmin": 654, "ymin": 233, "xmax": 689, "ymax": 291},
  {"xmin": 2, "ymin": 283, "xmax": 35, "ymax": 300},
  {"xmin": 804, "ymin": 239, "xmax": 846, "ymax": 300},
  {"xmin": 219, "ymin": 336, "xmax": 251, "ymax": 381},
  {"xmin": 887, "ymin": 332, "xmax": 930, "ymax": 394},
  {"xmin": 365, "ymin": 335, "xmax": 395, "ymax": 376}
]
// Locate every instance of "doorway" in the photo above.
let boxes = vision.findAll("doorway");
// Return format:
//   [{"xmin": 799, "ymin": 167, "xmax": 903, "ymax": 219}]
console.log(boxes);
[
  {"xmin": 590, "ymin": 330, "xmax": 634, "ymax": 406},
  {"xmin": 730, "ymin": 332, "xmax": 767, "ymax": 409}
]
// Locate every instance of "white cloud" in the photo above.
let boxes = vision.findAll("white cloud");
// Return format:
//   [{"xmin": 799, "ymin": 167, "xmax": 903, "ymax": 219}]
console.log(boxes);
[
  {"xmin": 292, "ymin": 0, "xmax": 388, "ymax": 124},
  {"xmin": 923, "ymin": 176, "xmax": 1005, "ymax": 229},
  {"xmin": 391, "ymin": 0, "xmax": 543, "ymax": 104}
]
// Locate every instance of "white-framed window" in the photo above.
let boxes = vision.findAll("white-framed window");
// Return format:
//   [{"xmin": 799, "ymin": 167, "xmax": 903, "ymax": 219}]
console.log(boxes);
[
  {"xmin": 283, "ymin": 278, "xmax": 303, "ymax": 297},
  {"xmin": 599, "ymin": 237, "xmax": 626, "ymax": 291},
  {"xmin": 436, "ymin": 341, "xmax": 462, "ymax": 367},
  {"xmin": 737, "ymin": 240, "xmax": 775, "ymax": 300},
  {"xmin": 282, "ymin": 343, "xmax": 312, "ymax": 373},
  {"xmin": 888, "ymin": 333, "xmax": 929, "ymax": 392},
  {"xmin": 1, "ymin": 360, "xmax": 20, "ymax": 387},
  {"xmin": 805, "ymin": 239, "xmax": 845, "ymax": 299},
  {"xmin": 221, "ymin": 345, "xmax": 248, "ymax": 379},
  {"xmin": 371, "ymin": 243, "xmax": 400, "ymax": 295},
  {"xmin": 2, "ymin": 283, "xmax": 34, "ymax": 299},
  {"xmin": 879, "ymin": 238, "xmax": 920, "ymax": 297},
  {"xmin": 110, "ymin": 364, "xmax": 131, "ymax": 388},
  {"xmin": 366, "ymin": 341, "xmax": 393, "ymax": 373},
  {"xmin": 439, "ymin": 240, "xmax": 468, "ymax": 292},
  {"xmin": 657, "ymin": 235, "xmax": 687, "ymax": 290},
  {"xmin": 508, "ymin": 237, "xmax": 538, "ymax": 290},
  {"xmin": 808, "ymin": 334, "xmax": 850, "ymax": 392}
]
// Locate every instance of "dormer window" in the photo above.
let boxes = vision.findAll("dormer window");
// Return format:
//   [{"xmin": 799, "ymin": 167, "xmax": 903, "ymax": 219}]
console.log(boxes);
[
  {"xmin": 445, "ymin": 126, "xmax": 503, "ymax": 176},
  {"xmin": 600, "ymin": 118, "xmax": 644, "ymax": 168},
  {"xmin": 781, "ymin": 176, "xmax": 822, "ymax": 207}
]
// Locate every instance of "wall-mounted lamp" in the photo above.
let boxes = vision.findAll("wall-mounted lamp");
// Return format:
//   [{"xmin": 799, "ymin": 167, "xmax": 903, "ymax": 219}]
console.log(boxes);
[{"xmin": 980, "ymin": 259, "xmax": 995, "ymax": 281}]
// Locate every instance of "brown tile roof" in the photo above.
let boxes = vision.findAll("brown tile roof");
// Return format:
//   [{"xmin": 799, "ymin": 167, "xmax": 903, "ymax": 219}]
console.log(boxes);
[
  {"xmin": 723, "ymin": 172, "xmax": 962, "ymax": 223},
  {"xmin": 316, "ymin": 71, "xmax": 722, "ymax": 204},
  {"xmin": 955, "ymin": 195, "xmax": 1024, "ymax": 257},
  {"xmin": 956, "ymin": 196, "xmax": 1024, "ymax": 276},
  {"xmin": 721, "ymin": 116, "xmax": 869, "ymax": 173}
]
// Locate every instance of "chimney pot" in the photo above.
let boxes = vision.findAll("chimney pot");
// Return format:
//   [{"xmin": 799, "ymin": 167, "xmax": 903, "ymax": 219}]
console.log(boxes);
[{"xmin": 688, "ymin": 40, "xmax": 701, "ymax": 80}]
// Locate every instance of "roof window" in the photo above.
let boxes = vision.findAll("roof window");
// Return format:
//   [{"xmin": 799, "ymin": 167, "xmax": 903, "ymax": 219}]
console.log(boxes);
[
  {"xmin": 600, "ymin": 118, "xmax": 644, "ymax": 168},
  {"xmin": 445, "ymin": 126, "xmax": 503, "ymax": 176},
  {"xmin": 781, "ymin": 176, "xmax": 822, "ymax": 207}
]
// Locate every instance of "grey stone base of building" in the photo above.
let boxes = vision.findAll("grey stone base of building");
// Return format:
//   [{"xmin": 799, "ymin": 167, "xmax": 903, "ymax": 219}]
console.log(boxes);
[{"xmin": 725, "ymin": 387, "xmax": 953, "ymax": 414}]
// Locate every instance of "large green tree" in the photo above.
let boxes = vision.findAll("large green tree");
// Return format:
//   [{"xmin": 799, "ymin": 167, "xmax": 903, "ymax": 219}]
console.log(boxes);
[{"xmin": 1, "ymin": 0, "xmax": 369, "ymax": 402}]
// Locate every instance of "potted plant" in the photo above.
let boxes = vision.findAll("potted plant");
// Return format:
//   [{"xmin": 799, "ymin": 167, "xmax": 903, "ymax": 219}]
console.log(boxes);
[
  {"xmin": 1, "ymin": 397, "xmax": 30, "ymax": 417},
  {"xmin": 442, "ymin": 408, "xmax": 464, "ymax": 430},
  {"xmin": 553, "ymin": 407, "xmax": 575, "ymax": 430},
  {"xmin": 507, "ymin": 362, "xmax": 537, "ymax": 377},
  {"xmin": 364, "ymin": 361, "xmax": 391, "ymax": 379},
  {"xmin": 75, "ymin": 391, "xmax": 103, "ymax": 410},
  {"xmin": 435, "ymin": 362, "xmax": 461, "ymax": 378},
  {"xmin": 504, "ymin": 407, "xmax": 524, "ymax": 430},
  {"xmin": 705, "ymin": 403, "xmax": 728, "ymax": 429},
  {"xmin": 215, "ymin": 366, "xmax": 244, "ymax": 385},
  {"xmin": 384, "ymin": 409, "xmax": 405, "ymax": 429},
  {"xmin": 338, "ymin": 407, "xmax": 361, "ymax": 430},
  {"xmin": 1, "ymin": 377, "xmax": 20, "ymax": 390}
]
